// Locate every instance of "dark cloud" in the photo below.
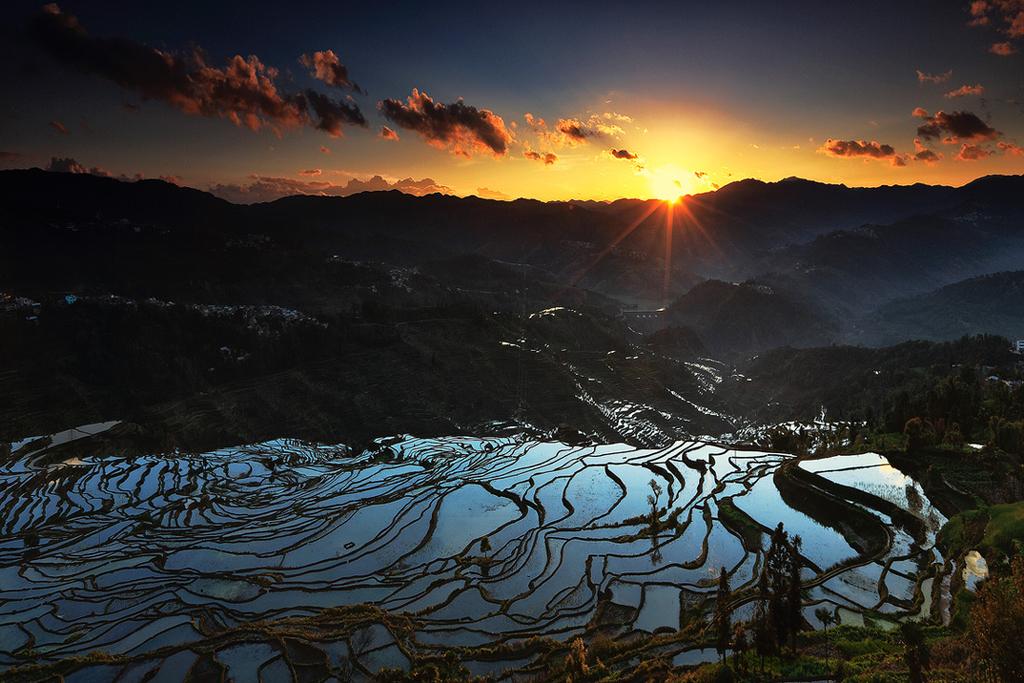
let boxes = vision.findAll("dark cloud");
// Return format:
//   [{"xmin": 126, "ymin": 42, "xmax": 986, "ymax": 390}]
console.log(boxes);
[
  {"xmin": 523, "ymin": 150, "xmax": 557, "ymax": 165},
  {"xmin": 304, "ymin": 89, "xmax": 368, "ymax": 136},
  {"xmin": 209, "ymin": 173, "xmax": 453, "ymax": 204},
  {"xmin": 379, "ymin": 125, "xmax": 399, "ymax": 141},
  {"xmin": 945, "ymin": 84, "xmax": 985, "ymax": 98},
  {"xmin": 956, "ymin": 143, "xmax": 991, "ymax": 161},
  {"xmin": 49, "ymin": 120, "xmax": 70, "ymax": 135},
  {"xmin": 378, "ymin": 89, "xmax": 512, "ymax": 158},
  {"xmin": 30, "ymin": 5, "xmax": 366, "ymax": 136},
  {"xmin": 121, "ymin": 102, "xmax": 141, "ymax": 114},
  {"xmin": 818, "ymin": 139, "xmax": 906, "ymax": 166},
  {"xmin": 913, "ymin": 139, "xmax": 942, "ymax": 164},
  {"xmin": 298, "ymin": 169, "xmax": 322, "ymax": 176},
  {"xmin": 556, "ymin": 118, "xmax": 590, "ymax": 145},
  {"xmin": 299, "ymin": 50, "xmax": 363, "ymax": 92},
  {"xmin": 917, "ymin": 69, "xmax": 952, "ymax": 84},
  {"xmin": 913, "ymin": 108, "xmax": 1000, "ymax": 142},
  {"xmin": 608, "ymin": 148, "xmax": 639, "ymax": 160}
]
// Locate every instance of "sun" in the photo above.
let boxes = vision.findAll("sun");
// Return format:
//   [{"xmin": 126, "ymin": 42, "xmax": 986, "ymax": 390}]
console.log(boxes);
[{"xmin": 650, "ymin": 173, "xmax": 686, "ymax": 203}]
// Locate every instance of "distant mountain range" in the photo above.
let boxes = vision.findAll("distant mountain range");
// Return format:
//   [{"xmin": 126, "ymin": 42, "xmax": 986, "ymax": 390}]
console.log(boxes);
[
  {"xmin": 2, "ymin": 168, "xmax": 1022, "ymax": 447},
  {"xmin": 3, "ymin": 167, "xmax": 1021, "ymax": 344}
]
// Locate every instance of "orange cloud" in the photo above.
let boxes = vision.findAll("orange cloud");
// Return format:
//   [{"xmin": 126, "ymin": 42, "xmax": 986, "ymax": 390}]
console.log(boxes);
[
  {"xmin": 990, "ymin": 41, "xmax": 1018, "ymax": 54},
  {"xmin": 319, "ymin": 145, "xmax": 331, "ymax": 155},
  {"xmin": 49, "ymin": 120, "xmax": 70, "ymax": 135},
  {"xmin": 377, "ymin": 89, "xmax": 512, "ymax": 158},
  {"xmin": 298, "ymin": 169, "xmax": 322, "ymax": 176},
  {"xmin": 913, "ymin": 139, "xmax": 942, "ymax": 165},
  {"xmin": 379, "ymin": 125, "xmax": 399, "ymax": 141},
  {"xmin": 524, "ymin": 113, "xmax": 547, "ymax": 132},
  {"xmin": 955, "ymin": 143, "xmax": 991, "ymax": 161},
  {"xmin": 969, "ymin": 0, "xmax": 1024, "ymax": 36},
  {"xmin": 299, "ymin": 50, "xmax": 362, "ymax": 92},
  {"xmin": 914, "ymin": 108, "xmax": 1000, "ymax": 143},
  {"xmin": 476, "ymin": 187, "xmax": 510, "ymax": 200},
  {"xmin": 945, "ymin": 84, "xmax": 985, "ymax": 98},
  {"xmin": 998, "ymin": 141, "xmax": 1024, "ymax": 156},
  {"xmin": 30, "ymin": 5, "xmax": 367, "ymax": 135},
  {"xmin": 523, "ymin": 150, "xmax": 557, "ymax": 165},
  {"xmin": 917, "ymin": 69, "xmax": 952, "ymax": 84}
]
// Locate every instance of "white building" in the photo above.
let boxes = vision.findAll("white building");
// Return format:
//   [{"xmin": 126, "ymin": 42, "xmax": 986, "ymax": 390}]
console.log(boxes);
[{"xmin": 1013, "ymin": 339, "xmax": 1024, "ymax": 354}]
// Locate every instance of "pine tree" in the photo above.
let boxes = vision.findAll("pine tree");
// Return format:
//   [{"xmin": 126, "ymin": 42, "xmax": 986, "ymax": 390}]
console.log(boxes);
[
  {"xmin": 714, "ymin": 566, "xmax": 732, "ymax": 663},
  {"xmin": 787, "ymin": 534, "xmax": 804, "ymax": 651}
]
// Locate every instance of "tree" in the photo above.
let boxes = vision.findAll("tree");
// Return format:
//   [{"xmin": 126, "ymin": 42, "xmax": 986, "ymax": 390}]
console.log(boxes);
[
  {"xmin": 479, "ymin": 536, "xmax": 491, "ymax": 554},
  {"xmin": 647, "ymin": 478, "xmax": 663, "ymax": 535},
  {"xmin": 765, "ymin": 523, "xmax": 792, "ymax": 649},
  {"xmin": 732, "ymin": 623, "xmax": 749, "ymax": 676},
  {"xmin": 787, "ymin": 534, "xmax": 804, "ymax": 651},
  {"xmin": 565, "ymin": 637, "xmax": 589, "ymax": 683},
  {"xmin": 971, "ymin": 556, "xmax": 1024, "ymax": 683},
  {"xmin": 900, "ymin": 622, "xmax": 929, "ymax": 683},
  {"xmin": 814, "ymin": 606, "xmax": 835, "ymax": 668},
  {"xmin": 905, "ymin": 417, "xmax": 935, "ymax": 453},
  {"xmin": 752, "ymin": 568, "xmax": 773, "ymax": 674},
  {"xmin": 714, "ymin": 566, "xmax": 732, "ymax": 662}
]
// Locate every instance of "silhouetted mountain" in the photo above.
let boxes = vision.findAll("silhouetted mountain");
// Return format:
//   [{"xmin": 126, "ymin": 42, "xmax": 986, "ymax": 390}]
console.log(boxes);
[
  {"xmin": 860, "ymin": 271, "xmax": 1024, "ymax": 346},
  {"xmin": 664, "ymin": 279, "xmax": 842, "ymax": 357}
]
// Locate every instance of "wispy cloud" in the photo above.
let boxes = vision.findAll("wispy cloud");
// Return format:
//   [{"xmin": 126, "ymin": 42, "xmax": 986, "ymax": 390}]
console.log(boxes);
[
  {"xmin": 523, "ymin": 150, "xmax": 557, "ymax": 165},
  {"xmin": 917, "ymin": 69, "xmax": 952, "ymax": 84},
  {"xmin": 379, "ymin": 126, "xmax": 399, "ymax": 141},
  {"xmin": 49, "ymin": 120, "xmax": 70, "ymax": 135},
  {"xmin": 945, "ymin": 84, "xmax": 985, "ymax": 98}
]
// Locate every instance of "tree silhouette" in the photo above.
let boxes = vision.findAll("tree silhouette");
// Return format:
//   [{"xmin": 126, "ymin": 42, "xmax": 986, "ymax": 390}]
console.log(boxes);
[{"xmin": 714, "ymin": 566, "xmax": 732, "ymax": 662}]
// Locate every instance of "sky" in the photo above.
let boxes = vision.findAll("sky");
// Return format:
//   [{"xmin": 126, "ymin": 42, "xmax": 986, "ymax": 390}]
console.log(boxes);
[{"xmin": 1, "ymin": 0, "xmax": 1022, "ymax": 202}]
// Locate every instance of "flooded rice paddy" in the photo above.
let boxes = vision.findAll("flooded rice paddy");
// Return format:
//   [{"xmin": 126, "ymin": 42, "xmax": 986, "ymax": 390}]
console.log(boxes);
[{"xmin": 0, "ymin": 427, "xmax": 949, "ymax": 679}]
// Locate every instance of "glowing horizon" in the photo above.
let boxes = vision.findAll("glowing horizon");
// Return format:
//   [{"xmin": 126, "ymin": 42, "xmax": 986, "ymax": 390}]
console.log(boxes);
[{"xmin": 1, "ymin": 2, "xmax": 1022, "ymax": 203}]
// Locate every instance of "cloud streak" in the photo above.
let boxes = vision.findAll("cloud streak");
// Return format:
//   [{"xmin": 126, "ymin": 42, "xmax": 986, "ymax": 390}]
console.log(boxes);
[
  {"xmin": 945, "ymin": 84, "xmax": 985, "ymax": 98},
  {"xmin": 30, "ymin": 5, "xmax": 367, "ymax": 136},
  {"xmin": 377, "ymin": 89, "xmax": 512, "ymax": 158},
  {"xmin": 917, "ymin": 69, "xmax": 952, "ymax": 84}
]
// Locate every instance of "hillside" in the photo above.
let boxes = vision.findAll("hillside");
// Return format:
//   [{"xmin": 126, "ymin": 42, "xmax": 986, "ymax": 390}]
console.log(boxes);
[{"xmin": 860, "ymin": 271, "xmax": 1024, "ymax": 346}]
